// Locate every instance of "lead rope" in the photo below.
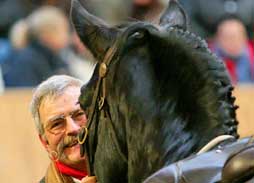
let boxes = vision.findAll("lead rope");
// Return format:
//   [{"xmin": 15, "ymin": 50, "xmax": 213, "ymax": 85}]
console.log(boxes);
[{"xmin": 197, "ymin": 135, "xmax": 235, "ymax": 155}]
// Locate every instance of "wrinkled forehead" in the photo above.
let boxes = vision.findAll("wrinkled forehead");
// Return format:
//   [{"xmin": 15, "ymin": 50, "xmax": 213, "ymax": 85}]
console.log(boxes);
[{"xmin": 40, "ymin": 86, "xmax": 81, "ymax": 110}]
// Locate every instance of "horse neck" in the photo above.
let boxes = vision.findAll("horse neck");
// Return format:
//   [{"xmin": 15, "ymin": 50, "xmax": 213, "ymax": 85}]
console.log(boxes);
[
  {"xmin": 104, "ymin": 54, "xmax": 237, "ymax": 167},
  {"xmin": 107, "ymin": 84, "xmax": 225, "ymax": 165}
]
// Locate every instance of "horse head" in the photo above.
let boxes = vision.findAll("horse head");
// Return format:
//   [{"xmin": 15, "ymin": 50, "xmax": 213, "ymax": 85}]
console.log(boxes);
[{"xmin": 71, "ymin": 0, "xmax": 239, "ymax": 182}]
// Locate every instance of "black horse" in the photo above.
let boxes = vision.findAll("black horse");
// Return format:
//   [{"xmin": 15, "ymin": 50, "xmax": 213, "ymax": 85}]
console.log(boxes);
[{"xmin": 70, "ymin": 0, "xmax": 242, "ymax": 182}]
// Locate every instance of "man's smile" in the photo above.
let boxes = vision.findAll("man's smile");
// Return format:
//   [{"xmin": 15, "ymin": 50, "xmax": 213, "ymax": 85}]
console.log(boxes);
[{"xmin": 65, "ymin": 140, "xmax": 79, "ymax": 148}]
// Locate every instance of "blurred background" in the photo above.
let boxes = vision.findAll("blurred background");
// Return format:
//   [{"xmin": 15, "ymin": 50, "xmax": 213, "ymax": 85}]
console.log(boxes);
[{"xmin": 0, "ymin": 0, "xmax": 253, "ymax": 182}]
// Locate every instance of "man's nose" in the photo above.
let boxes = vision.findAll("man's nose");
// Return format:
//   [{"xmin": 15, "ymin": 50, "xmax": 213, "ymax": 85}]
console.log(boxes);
[{"xmin": 65, "ymin": 117, "xmax": 80, "ymax": 135}]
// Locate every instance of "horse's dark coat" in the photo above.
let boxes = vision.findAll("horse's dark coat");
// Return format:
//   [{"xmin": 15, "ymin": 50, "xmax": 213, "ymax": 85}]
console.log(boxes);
[{"xmin": 71, "ymin": 0, "xmax": 239, "ymax": 182}]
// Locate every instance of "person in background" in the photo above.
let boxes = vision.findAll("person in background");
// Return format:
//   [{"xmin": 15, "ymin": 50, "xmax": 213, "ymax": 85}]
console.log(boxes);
[
  {"xmin": 178, "ymin": 0, "xmax": 254, "ymax": 38},
  {"xmin": 130, "ymin": 0, "xmax": 165, "ymax": 23},
  {"xmin": 59, "ymin": 31, "xmax": 95, "ymax": 83},
  {"xmin": 210, "ymin": 17, "xmax": 254, "ymax": 84},
  {"xmin": 0, "ymin": 19, "xmax": 29, "ymax": 89},
  {"xmin": 9, "ymin": 19, "xmax": 29, "ymax": 50},
  {"xmin": 30, "ymin": 75, "xmax": 96, "ymax": 183},
  {"xmin": 3, "ymin": 6, "xmax": 71, "ymax": 87}
]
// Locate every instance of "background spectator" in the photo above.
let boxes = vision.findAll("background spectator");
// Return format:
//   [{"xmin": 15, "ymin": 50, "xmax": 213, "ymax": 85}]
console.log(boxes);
[
  {"xmin": 0, "ymin": 19, "xmax": 29, "ymax": 87},
  {"xmin": 179, "ymin": 0, "xmax": 254, "ymax": 39},
  {"xmin": 210, "ymin": 17, "xmax": 254, "ymax": 84},
  {"xmin": 2, "ymin": 6, "xmax": 71, "ymax": 87},
  {"xmin": 129, "ymin": 0, "xmax": 166, "ymax": 23},
  {"xmin": 59, "ymin": 31, "xmax": 95, "ymax": 83},
  {"xmin": 9, "ymin": 19, "xmax": 29, "ymax": 50}
]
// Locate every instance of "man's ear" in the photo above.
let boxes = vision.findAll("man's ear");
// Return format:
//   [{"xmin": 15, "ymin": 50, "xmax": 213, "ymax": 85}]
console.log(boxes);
[{"xmin": 39, "ymin": 134, "xmax": 49, "ymax": 152}]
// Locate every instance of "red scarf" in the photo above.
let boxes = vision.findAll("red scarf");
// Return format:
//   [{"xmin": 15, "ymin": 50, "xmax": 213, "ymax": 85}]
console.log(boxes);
[
  {"xmin": 249, "ymin": 41, "xmax": 254, "ymax": 79},
  {"xmin": 225, "ymin": 41, "xmax": 254, "ymax": 84},
  {"xmin": 210, "ymin": 41, "xmax": 254, "ymax": 84},
  {"xmin": 55, "ymin": 161, "xmax": 87, "ymax": 180}
]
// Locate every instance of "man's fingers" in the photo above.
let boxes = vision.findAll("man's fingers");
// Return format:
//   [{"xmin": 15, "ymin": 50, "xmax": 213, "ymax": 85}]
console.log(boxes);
[{"xmin": 81, "ymin": 176, "xmax": 97, "ymax": 183}]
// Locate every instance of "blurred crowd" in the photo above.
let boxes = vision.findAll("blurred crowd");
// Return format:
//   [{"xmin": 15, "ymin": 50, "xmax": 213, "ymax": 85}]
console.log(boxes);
[
  {"xmin": 0, "ymin": 0, "xmax": 254, "ymax": 92},
  {"xmin": 0, "ymin": 0, "xmax": 96, "ymax": 91}
]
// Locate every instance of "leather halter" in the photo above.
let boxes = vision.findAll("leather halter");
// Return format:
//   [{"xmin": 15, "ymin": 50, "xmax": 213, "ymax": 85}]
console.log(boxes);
[{"xmin": 78, "ymin": 41, "xmax": 121, "ymax": 176}]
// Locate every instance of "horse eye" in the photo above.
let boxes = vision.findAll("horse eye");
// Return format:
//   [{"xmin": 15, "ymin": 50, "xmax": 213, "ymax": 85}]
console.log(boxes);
[{"xmin": 130, "ymin": 31, "xmax": 145, "ymax": 40}]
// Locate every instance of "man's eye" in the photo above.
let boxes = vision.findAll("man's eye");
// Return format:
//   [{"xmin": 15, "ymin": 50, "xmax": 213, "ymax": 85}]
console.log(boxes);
[
  {"xmin": 50, "ymin": 120, "xmax": 64, "ymax": 129},
  {"xmin": 72, "ymin": 111, "xmax": 86, "ymax": 120}
]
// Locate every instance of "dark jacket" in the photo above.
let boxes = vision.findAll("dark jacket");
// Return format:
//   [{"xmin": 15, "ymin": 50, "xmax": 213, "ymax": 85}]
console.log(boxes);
[{"xmin": 2, "ymin": 41, "xmax": 71, "ymax": 87}]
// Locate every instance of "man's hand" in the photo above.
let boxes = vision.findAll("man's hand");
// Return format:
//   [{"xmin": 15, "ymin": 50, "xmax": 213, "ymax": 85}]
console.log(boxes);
[{"xmin": 81, "ymin": 176, "xmax": 97, "ymax": 183}]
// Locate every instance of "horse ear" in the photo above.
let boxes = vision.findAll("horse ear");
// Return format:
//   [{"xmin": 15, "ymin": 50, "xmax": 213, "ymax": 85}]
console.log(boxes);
[
  {"xmin": 70, "ymin": 0, "xmax": 117, "ymax": 61},
  {"xmin": 159, "ymin": 0, "xmax": 188, "ymax": 30}
]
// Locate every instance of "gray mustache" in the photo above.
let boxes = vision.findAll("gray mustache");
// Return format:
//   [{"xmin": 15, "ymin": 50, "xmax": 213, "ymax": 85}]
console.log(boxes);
[{"xmin": 57, "ymin": 135, "xmax": 78, "ymax": 158}]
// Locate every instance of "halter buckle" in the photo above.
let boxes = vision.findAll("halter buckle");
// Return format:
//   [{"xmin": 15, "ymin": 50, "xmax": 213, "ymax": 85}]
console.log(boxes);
[
  {"xmin": 99, "ymin": 63, "xmax": 108, "ymax": 78},
  {"xmin": 98, "ymin": 97, "xmax": 105, "ymax": 110}
]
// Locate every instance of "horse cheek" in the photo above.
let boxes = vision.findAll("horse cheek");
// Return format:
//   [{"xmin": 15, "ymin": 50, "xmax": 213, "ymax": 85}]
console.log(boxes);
[{"xmin": 94, "ymin": 115, "xmax": 128, "ymax": 183}]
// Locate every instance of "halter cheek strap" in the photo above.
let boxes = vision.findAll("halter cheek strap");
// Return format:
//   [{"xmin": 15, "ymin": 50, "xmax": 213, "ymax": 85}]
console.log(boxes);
[{"xmin": 78, "ymin": 41, "xmax": 120, "ymax": 176}]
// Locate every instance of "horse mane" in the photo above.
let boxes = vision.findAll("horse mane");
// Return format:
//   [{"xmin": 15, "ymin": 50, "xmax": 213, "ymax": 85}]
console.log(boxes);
[{"xmin": 150, "ymin": 27, "xmax": 239, "ymax": 139}]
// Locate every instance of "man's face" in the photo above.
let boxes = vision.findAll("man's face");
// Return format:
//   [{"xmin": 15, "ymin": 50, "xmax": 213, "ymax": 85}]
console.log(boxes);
[
  {"xmin": 39, "ymin": 86, "xmax": 87, "ymax": 169},
  {"xmin": 217, "ymin": 20, "xmax": 247, "ymax": 57},
  {"xmin": 40, "ymin": 18, "xmax": 70, "ymax": 52}
]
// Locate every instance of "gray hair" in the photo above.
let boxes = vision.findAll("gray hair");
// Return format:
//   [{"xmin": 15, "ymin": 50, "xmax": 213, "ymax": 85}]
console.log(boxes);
[{"xmin": 30, "ymin": 75, "xmax": 84, "ymax": 135}]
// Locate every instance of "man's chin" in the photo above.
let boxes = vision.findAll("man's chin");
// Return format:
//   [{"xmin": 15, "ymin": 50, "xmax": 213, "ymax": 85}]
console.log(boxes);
[{"xmin": 61, "ymin": 144, "xmax": 86, "ymax": 165}]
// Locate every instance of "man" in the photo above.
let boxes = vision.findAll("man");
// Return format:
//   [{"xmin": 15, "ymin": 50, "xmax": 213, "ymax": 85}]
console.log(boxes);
[
  {"xmin": 210, "ymin": 17, "xmax": 254, "ymax": 84},
  {"xmin": 30, "ymin": 75, "xmax": 96, "ymax": 183}
]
